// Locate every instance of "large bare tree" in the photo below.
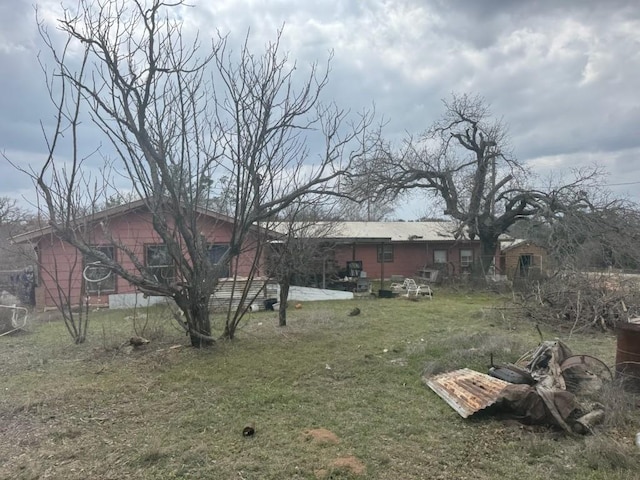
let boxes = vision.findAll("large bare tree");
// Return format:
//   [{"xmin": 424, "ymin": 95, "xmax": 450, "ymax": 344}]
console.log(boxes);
[
  {"xmin": 19, "ymin": 0, "xmax": 378, "ymax": 346},
  {"xmin": 359, "ymin": 93, "xmax": 601, "ymax": 274},
  {"xmin": 514, "ymin": 195, "xmax": 640, "ymax": 273}
]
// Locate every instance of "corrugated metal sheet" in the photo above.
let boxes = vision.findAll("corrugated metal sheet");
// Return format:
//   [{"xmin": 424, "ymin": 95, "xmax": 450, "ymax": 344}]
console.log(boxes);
[
  {"xmin": 209, "ymin": 278, "xmax": 277, "ymax": 311},
  {"xmin": 273, "ymin": 221, "xmax": 464, "ymax": 242},
  {"xmin": 288, "ymin": 286, "xmax": 353, "ymax": 301},
  {"xmin": 425, "ymin": 368, "xmax": 510, "ymax": 418},
  {"xmin": 332, "ymin": 222, "xmax": 459, "ymax": 242}
]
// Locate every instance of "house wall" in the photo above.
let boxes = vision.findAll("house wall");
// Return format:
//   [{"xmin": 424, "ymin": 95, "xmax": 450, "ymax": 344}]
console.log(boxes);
[
  {"xmin": 332, "ymin": 241, "xmax": 482, "ymax": 280},
  {"xmin": 501, "ymin": 243, "xmax": 547, "ymax": 279},
  {"xmin": 35, "ymin": 209, "xmax": 263, "ymax": 309},
  {"xmin": 37, "ymin": 235, "xmax": 88, "ymax": 309}
]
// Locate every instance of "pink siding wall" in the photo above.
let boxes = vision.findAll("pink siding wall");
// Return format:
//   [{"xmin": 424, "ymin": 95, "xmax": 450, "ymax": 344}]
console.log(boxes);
[
  {"xmin": 333, "ymin": 241, "xmax": 482, "ymax": 279},
  {"xmin": 37, "ymin": 235, "xmax": 88, "ymax": 309},
  {"xmin": 35, "ymin": 209, "xmax": 262, "ymax": 309}
]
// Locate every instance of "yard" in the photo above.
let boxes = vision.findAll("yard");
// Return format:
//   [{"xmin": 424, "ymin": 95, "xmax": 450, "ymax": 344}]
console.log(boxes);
[{"xmin": 1, "ymin": 291, "xmax": 638, "ymax": 479}]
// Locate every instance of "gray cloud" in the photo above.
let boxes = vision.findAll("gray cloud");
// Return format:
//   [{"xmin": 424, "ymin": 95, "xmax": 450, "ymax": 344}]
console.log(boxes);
[{"xmin": 2, "ymin": 0, "xmax": 639, "ymax": 217}]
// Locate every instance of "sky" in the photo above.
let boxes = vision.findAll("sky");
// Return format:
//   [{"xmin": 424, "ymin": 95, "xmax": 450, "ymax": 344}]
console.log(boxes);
[{"xmin": 1, "ymin": 0, "xmax": 639, "ymax": 220}]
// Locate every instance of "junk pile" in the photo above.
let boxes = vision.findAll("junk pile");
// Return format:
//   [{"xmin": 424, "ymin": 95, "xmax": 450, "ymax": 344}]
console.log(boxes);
[
  {"xmin": 0, "ymin": 291, "xmax": 28, "ymax": 336},
  {"xmin": 424, "ymin": 340, "xmax": 612, "ymax": 434}
]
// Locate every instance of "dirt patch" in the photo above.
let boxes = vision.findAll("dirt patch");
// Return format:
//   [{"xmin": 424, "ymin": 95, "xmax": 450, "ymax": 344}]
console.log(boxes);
[
  {"xmin": 315, "ymin": 456, "xmax": 367, "ymax": 479},
  {"xmin": 303, "ymin": 428, "xmax": 340, "ymax": 445}
]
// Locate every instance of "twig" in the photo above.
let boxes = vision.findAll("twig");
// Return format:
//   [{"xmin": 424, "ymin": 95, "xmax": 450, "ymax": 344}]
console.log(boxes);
[
  {"xmin": 568, "ymin": 290, "xmax": 581, "ymax": 340},
  {"xmin": 535, "ymin": 323, "xmax": 544, "ymax": 343}
]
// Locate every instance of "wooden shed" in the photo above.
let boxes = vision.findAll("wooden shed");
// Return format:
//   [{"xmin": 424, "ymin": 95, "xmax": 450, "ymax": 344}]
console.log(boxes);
[{"xmin": 499, "ymin": 239, "xmax": 548, "ymax": 280}]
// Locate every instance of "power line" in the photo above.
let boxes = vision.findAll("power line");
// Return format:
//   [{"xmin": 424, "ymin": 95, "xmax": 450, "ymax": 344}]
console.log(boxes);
[{"xmin": 601, "ymin": 181, "xmax": 640, "ymax": 187}]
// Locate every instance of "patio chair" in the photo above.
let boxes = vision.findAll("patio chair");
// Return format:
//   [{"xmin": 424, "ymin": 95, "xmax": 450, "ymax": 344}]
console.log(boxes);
[
  {"xmin": 404, "ymin": 279, "xmax": 420, "ymax": 297},
  {"xmin": 390, "ymin": 279, "xmax": 406, "ymax": 293},
  {"xmin": 406, "ymin": 278, "xmax": 433, "ymax": 299},
  {"xmin": 419, "ymin": 284, "xmax": 433, "ymax": 299},
  {"xmin": 0, "ymin": 304, "xmax": 28, "ymax": 337}
]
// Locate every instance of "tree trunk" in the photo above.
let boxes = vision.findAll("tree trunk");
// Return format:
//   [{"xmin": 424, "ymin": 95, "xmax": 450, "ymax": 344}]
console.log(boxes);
[
  {"xmin": 279, "ymin": 281, "xmax": 290, "ymax": 327},
  {"xmin": 177, "ymin": 292, "xmax": 214, "ymax": 348},
  {"xmin": 221, "ymin": 321, "xmax": 233, "ymax": 340},
  {"xmin": 479, "ymin": 235, "xmax": 499, "ymax": 277}
]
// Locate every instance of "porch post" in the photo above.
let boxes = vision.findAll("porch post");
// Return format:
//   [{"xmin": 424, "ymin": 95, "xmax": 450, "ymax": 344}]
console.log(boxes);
[{"xmin": 380, "ymin": 242, "xmax": 385, "ymax": 290}]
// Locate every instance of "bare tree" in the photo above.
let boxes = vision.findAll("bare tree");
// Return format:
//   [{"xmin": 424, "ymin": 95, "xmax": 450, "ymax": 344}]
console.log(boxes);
[
  {"xmin": 0, "ymin": 197, "xmax": 35, "ymax": 267},
  {"xmin": 267, "ymin": 202, "xmax": 338, "ymax": 326},
  {"xmin": 338, "ymin": 149, "xmax": 397, "ymax": 221},
  {"xmin": 334, "ymin": 196, "xmax": 394, "ymax": 222},
  {"xmin": 359, "ymin": 93, "xmax": 602, "ymax": 274},
  {"xmin": 47, "ymin": 248, "xmax": 91, "ymax": 343},
  {"xmin": 0, "ymin": 198, "xmax": 37, "ymax": 306},
  {"xmin": 16, "ymin": 0, "xmax": 378, "ymax": 346},
  {"xmin": 514, "ymin": 195, "xmax": 640, "ymax": 273},
  {"xmin": 0, "ymin": 197, "xmax": 30, "ymax": 227}
]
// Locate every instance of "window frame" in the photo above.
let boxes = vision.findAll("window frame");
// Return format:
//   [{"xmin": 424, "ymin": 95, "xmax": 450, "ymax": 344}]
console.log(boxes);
[
  {"xmin": 207, "ymin": 243, "xmax": 231, "ymax": 278},
  {"xmin": 84, "ymin": 245, "xmax": 117, "ymax": 294},
  {"xmin": 145, "ymin": 244, "xmax": 176, "ymax": 284},
  {"xmin": 433, "ymin": 249, "xmax": 448, "ymax": 265},
  {"xmin": 377, "ymin": 244, "xmax": 394, "ymax": 263},
  {"xmin": 460, "ymin": 248, "xmax": 474, "ymax": 268}
]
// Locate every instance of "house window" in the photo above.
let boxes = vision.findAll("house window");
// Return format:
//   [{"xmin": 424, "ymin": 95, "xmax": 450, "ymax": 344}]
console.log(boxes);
[
  {"xmin": 346, "ymin": 260, "xmax": 363, "ymax": 278},
  {"xmin": 208, "ymin": 244, "xmax": 230, "ymax": 278},
  {"xmin": 518, "ymin": 254, "xmax": 533, "ymax": 277},
  {"xmin": 377, "ymin": 244, "xmax": 394, "ymax": 263},
  {"xmin": 145, "ymin": 244, "xmax": 175, "ymax": 284},
  {"xmin": 434, "ymin": 250, "xmax": 447, "ymax": 265},
  {"xmin": 460, "ymin": 249, "xmax": 473, "ymax": 268},
  {"xmin": 84, "ymin": 246, "xmax": 116, "ymax": 293}
]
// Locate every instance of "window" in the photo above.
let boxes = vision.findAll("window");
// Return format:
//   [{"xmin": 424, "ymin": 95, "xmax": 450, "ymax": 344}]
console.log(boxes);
[
  {"xmin": 145, "ymin": 245, "xmax": 175, "ymax": 284},
  {"xmin": 346, "ymin": 260, "xmax": 363, "ymax": 278},
  {"xmin": 434, "ymin": 250, "xmax": 447, "ymax": 265},
  {"xmin": 460, "ymin": 249, "xmax": 473, "ymax": 268},
  {"xmin": 208, "ymin": 244, "xmax": 230, "ymax": 278},
  {"xmin": 377, "ymin": 244, "xmax": 394, "ymax": 263},
  {"xmin": 84, "ymin": 246, "xmax": 116, "ymax": 293},
  {"xmin": 518, "ymin": 254, "xmax": 533, "ymax": 277}
]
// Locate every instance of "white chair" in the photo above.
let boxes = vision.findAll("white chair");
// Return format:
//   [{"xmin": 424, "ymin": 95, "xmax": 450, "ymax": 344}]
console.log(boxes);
[
  {"xmin": 406, "ymin": 278, "xmax": 433, "ymax": 299},
  {"xmin": 420, "ymin": 284, "xmax": 433, "ymax": 300},
  {"xmin": 404, "ymin": 279, "xmax": 419, "ymax": 297}
]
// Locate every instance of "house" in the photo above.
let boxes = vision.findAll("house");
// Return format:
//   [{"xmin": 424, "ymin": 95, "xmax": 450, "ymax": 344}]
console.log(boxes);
[
  {"xmin": 287, "ymin": 221, "xmax": 484, "ymax": 286},
  {"xmin": 14, "ymin": 207, "xmax": 494, "ymax": 309},
  {"xmin": 498, "ymin": 239, "xmax": 548, "ymax": 280},
  {"xmin": 12, "ymin": 200, "xmax": 266, "ymax": 310}
]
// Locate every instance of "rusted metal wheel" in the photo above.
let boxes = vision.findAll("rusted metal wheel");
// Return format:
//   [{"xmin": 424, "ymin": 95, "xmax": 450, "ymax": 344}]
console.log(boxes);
[{"xmin": 560, "ymin": 354, "xmax": 612, "ymax": 394}]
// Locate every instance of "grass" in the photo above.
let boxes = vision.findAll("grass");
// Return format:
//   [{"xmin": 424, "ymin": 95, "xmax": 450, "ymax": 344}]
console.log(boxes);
[{"xmin": 1, "ymin": 290, "xmax": 639, "ymax": 479}]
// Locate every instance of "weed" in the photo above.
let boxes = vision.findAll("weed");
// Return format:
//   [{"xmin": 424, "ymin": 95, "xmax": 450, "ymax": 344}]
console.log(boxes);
[
  {"xmin": 583, "ymin": 436, "xmax": 640, "ymax": 471},
  {"xmin": 1, "ymin": 292, "xmax": 638, "ymax": 479},
  {"xmin": 594, "ymin": 379, "xmax": 639, "ymax": 430}
]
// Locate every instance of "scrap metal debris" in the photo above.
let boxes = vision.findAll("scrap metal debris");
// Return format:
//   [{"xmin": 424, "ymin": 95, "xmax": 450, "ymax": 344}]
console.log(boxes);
[
  {"xmin": 424, "ymin": 340, "xmax": 611, "ymax": 434},
  {"xmin": 488, "ymin": 353, "xmax": 535, "ymax": 385},
  {"xmin": 425, "ymin": 368, "xmax": 510, "ymax": 418}
]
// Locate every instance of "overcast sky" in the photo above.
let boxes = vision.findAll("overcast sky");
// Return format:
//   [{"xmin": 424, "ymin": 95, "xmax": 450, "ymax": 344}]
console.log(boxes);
[{"xmin": 1, "ymin": 0, "xmax": 639, "ymax": 219}]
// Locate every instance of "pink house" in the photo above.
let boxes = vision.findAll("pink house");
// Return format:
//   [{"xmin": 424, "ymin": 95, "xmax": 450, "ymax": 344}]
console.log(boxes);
[
  {"xmin": 13, "ymin": 200, "xmax": 266, "ymax": 310},
  {"xmin": 325, "ymin": 221, "xmax": 484, "ymax": 282}
]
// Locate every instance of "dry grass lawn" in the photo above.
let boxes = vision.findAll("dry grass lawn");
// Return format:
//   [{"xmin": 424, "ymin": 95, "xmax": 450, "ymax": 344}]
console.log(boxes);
[{"xmin": 1, "ymin": 290, "xmax": 639, "ymax": 479}]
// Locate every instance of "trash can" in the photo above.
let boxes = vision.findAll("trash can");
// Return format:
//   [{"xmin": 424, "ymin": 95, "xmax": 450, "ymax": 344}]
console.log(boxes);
[
  {"xmin": 263, "ymin": 298, "xmax": 278, "ymax": 311},
  {"xmin": 616, "ymin": 319, "xmax": 640, "ymax": 391}
]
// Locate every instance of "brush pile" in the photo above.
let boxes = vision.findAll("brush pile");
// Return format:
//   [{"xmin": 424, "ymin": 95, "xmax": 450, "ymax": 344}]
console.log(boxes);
[{"xmin": 516, "ymin": 271, "xmax": 640, "ymax": 331}]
